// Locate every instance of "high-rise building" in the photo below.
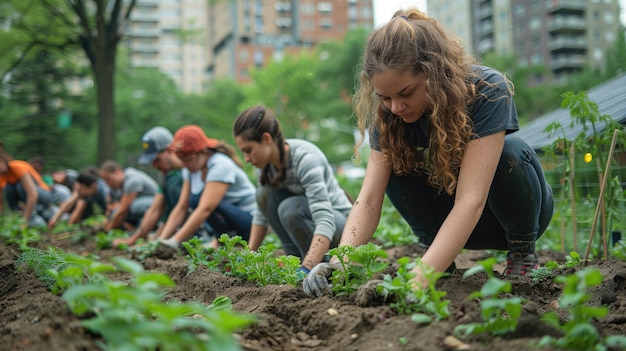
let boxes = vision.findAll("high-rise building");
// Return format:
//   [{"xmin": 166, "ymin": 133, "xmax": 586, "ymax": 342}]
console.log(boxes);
[
  {"xmin": 125, "ymin": 0, "xmax": 374, "ymax": 90},
  {"xmin": 126, "ymin": 0, "xmax": 209, "ymax": 93},
  {"xmin": 207, "ymin": 0, "xmax": 374, "ymax": 84},
  {"xmin": 428, "ymin": 0, "xmax": 622, "ymax": 84}
]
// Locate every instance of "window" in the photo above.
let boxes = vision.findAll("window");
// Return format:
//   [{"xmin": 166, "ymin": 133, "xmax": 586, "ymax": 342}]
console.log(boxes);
[
  {"xmin": 317, "ymin": 2, "xmax": 333, "ymax": 13},
  {"xmin": 319, "ymin": 18, "xmax": 333, "ymax": 29}
]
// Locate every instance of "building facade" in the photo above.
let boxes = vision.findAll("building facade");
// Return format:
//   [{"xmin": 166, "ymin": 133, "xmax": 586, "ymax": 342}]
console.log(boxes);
[
  {"xmin": 207, "ymin": 0, "xmax": 374, "ymax": 84},
  {"xmin": 428, "ymin": 0, "xmax": 622, "ymax": 84},
  {"xmin": 126, "ymin": 0, "xmax": 209, "ymax": 93},
  {"xmin": 125, "ymin": 0, "xmax": 374, "ymax": 91}
]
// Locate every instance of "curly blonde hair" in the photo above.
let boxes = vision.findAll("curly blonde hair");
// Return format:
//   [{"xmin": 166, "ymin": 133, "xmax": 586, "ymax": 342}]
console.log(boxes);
[{"xmin": 353, "ymin": 8, "xmax": 477, "ymax": 195}]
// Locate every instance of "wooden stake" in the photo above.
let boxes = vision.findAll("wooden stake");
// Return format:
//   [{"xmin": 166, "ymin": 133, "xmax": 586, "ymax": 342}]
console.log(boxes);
[{"xmin": 584, "ymin": 129, "xmax": 620, "ymax": 262}]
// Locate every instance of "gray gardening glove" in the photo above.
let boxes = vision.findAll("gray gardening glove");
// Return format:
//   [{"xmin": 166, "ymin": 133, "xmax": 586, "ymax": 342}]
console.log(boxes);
[
  {"xmin": 302, "ymin": 262, "xmax": 343, "ymax": 297},
  {"xmin": 157, "ymin": 237, "xmax": 180, "ymax": 249}
]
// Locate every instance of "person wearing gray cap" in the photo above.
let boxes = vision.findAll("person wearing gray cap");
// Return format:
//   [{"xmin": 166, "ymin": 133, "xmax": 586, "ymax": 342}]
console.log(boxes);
[{"xmin": 113, "ymin": 126, "xmax": 184, "ymax": 247}]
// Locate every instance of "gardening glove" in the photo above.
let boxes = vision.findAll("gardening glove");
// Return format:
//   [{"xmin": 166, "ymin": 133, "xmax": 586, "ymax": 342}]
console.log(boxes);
[
  {"xmin": 158, "ymin": 237, "xmax": 180, "ymax": 249},
  {"xmin": 302, "ymin": 262, "xmax": 343, "ymax": 297}
]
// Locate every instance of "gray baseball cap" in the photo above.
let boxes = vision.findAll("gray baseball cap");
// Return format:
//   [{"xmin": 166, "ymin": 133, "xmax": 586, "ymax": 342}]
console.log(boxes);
[{"xmin": 138, "ymin": 126, "xmax": 173, "ymax": 164}]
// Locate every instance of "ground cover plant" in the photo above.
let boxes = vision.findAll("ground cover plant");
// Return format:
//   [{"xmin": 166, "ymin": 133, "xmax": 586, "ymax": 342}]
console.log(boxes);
[{"xmin": 2, "ymin": 210, "xmax": 626, "ymax": 351}]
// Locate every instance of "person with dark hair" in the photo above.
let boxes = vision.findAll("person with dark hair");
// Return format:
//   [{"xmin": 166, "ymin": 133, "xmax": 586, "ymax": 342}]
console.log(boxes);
[
  {"xmin": 28, "ymin": 156, "xmax": 45, "ymax": 175},
  {"xmin": 303, "ymin": 8, "xmax": 554, "ymax": 298},
  {"xmin": 48, "ymin": 166, "xmax": 111, "ymax": 228},
  {"xmin": 157, "ymin": 125, "xmax": 257, "ymax": 248},
  {"xmin": 0, "ymin": 151, "xmax": 53, "ymax": 227},
  {"xmin": 113, "ymin": 126, "xmax": 184, "ymax": 247},
  {"xmin": 100, "ymin": 160, "xmax": 158, "ymax": 232},
  {"xmin": 233, "ymin": 105, "xmax": 353, "ymax": 273}
]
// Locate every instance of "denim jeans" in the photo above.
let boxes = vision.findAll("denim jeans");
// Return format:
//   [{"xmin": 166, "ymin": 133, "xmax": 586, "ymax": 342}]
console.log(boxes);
[
  {"xmin": 385, "ymin": 136, "xmax": 553, "ymax": 253},
  {"xmin": 188, "ymin": 193, "xmax": 253, "ymax": 241},
  {"xmin": 4, "ymin": 182, "xmax": 53, "ymax": 221},
  {"xmin": 256, "ymin": 187, "xmax": 346, "ymax": 258}
]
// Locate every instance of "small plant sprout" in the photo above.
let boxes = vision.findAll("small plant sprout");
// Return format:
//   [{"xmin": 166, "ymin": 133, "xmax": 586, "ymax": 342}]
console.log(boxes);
[
  {"xmin": 538, "ymin": 268, "xmax": 626, "ymax": 351},
  {"xmin": 454, "ymin": 257, "xmax": 524, "ymax": 337},
  {"xmin": 564, "ymin": 251, "xmax": 584, "ymax": 268},
  {"xmin": 328, "ymin": 243, "xmax": 389, "ymax": 296},
  {"xmin": 182, "ymin": 236, "xmax": 215, "ymax": 273},
  {"xmin": 377, "ymin": 257, "xmax": 450, "ymax": 322}
]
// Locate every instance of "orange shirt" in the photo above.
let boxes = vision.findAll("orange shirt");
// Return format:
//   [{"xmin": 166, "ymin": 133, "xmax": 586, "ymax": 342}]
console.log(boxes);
[{"xmin": 0, "ymin": 160, "xmax": 50, "ymax": 192}]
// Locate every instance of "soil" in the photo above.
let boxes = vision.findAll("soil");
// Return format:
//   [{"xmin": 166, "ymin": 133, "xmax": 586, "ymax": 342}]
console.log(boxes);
[{"xmin": 1, "ymin": 229, "xmax": 626, "ymax": 351}]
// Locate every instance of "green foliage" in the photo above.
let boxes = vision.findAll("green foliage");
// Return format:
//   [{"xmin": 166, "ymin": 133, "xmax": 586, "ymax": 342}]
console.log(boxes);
[
  {"xmin": 542, "ymin": 90, "xmax": 626, "ymax": 255},
  {"xmin": 610, "ymin": 240, "xmax": 626, "ymax": 260},
  {"xmin": 538, "ymin": 268, "xmax": 626, "ymax": 351},
  {"xmin": 57, "ymin": 255, "xmax": 255, "ymax": 351},
  {"xmin": 454, "ymin": 258, "xmax": 524, "ymax": 337},
  {"xmin": 328, "ymin": 243, "xmax": 389, "ymax": 296},
  {"xmin": 0, "ymin": 214, "xmax": 41, "ymax": 249},
  {"xmin": 204, "ymin": 234, "xmax": 302, "ymax": 286},
  {"xmin": 377, "ymin": 257, "xmax": 450, "ymax": 321},
  {"xmin": 95, "ymin": 229, "xmax": 127, "ymax": 250},
  {"xmin": 373, "ymin": 205, "xmax": 417, "ymax": 248},
  {"xmin": 182, "ymin": 237, "xmax": 214, "ymax": 273},
  {"xmin": 129, "ymin": 240, "xmax": 161, "ymax": 261}
]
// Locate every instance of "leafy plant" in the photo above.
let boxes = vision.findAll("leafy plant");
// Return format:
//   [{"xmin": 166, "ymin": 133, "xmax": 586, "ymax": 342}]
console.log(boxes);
[
  {"xmin": 328, "ymin": 243, "xmax": 389, "ymax": 296},
  {"xmin": 59, "ymin": 256, "xmax": 256, "ymax": 351},
  {"xmin": 130, "ymin": 240, "xmax": 161, "ymax": 261},
  {"xmin": 454, "ymin": 258, "xmax": 524, "ymax": 337},
  {"xmin": 538, "ymin": 268, "xmax": 626, "ymax": 351},
  {"xmin": 182, "ymin": 237, "xmax": 215, "ymax": 273},
  {"xmin": 377, "ymin": 257, "xmax": 450, "ymax": 321},
  {"xmin": 95, "ymin": 229, "xmax": 127, "ymax": 250}
]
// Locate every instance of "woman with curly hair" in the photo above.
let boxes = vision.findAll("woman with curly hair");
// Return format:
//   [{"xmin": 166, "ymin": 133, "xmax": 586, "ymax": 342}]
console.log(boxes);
[{"xmin": 304, "ymin": 7, "xmax": 553, "ymax": 297}]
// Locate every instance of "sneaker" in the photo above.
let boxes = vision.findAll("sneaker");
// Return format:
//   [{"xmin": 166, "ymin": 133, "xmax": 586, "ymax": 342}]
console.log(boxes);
[{"xmin": 504, "ymin": 251, "xmax": 538, "ymax": 277}]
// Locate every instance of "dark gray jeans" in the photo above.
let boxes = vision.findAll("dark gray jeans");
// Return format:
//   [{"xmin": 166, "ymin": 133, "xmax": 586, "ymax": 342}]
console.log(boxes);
[
  {"xmin": 385, "ymin": 136, "xmax": 553, "ymax": 253},
  {"xmin": 257, "ymin": 187, "xmax": 347, "ymax": 258}
]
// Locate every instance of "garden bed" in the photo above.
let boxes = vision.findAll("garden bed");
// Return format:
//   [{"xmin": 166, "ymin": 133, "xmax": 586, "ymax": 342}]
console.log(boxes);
[{"xmin": 1, "ymin": 228, "xmax": 626, "ymax": 351}]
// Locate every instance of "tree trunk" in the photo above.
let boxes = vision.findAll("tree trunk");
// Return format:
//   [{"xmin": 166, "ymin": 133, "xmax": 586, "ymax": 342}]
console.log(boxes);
[{"xmin": 93, "ymin": 50, "xmax": 116, "ymax": 164}]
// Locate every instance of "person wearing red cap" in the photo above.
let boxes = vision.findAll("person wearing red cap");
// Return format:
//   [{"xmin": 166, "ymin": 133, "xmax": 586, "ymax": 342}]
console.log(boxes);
[
  {"xmin": 157, "ymin": 125, "xmax": 257, "ymax": 248},
  {"xmin": 233, "ymin": 105, "xmax": 353, "ymax": 276}
]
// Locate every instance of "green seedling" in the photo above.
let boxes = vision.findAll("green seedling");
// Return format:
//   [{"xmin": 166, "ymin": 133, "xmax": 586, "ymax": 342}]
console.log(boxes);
[
  {"xmin": 215, "ymin": 234, "xmax": 248, "ymax": 276},
  {"xmin": 377, "ymin": 257, "xmax": 450, "ymax": 322},
  {"xmin": 59, "ymin": 256, "xmax": 256, "ymax": 351},
  {"xmin": 564, "ymin": 251, "xmax": 584, "ymax": 268},
  {"xmin": 454, "ymin": 257, "xmax": 524, "ymax": 337},
  {"xmin": 239, "ymin": 246, "xmax": 302, "ymax": 286},
  {"xmin": 95, "ymin": 229, "xmax": 127, "ymax": 250},
  {"xmin": 130, "ymin": 240, "xmax": 161, "ymax": 261},
  {"xmin": 538, "ymin": 268, "xmax": 626, "ymax": 351},
  {"xmin": 329, "ymin": 243, "xmax": 389, "ymax": 296},
  {"xmin": 182, "ymin": 237, "xmax": 215, "ymax": 273}
]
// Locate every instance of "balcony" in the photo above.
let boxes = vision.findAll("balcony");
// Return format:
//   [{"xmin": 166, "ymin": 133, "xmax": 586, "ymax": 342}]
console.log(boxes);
[
  {"xmin": 548, "ymin": 37, "xmax": 587, "ymax": 51},
  {"xmin": 547, "ymin": 16, "xmax": 586, "ymax": 33},
  {"xmin": 550, "ymin": 54, "xmax": 586, "ymax": 71},
  {"xmin": 548, "ymin": 0, "xmax": 585, "ymax": 14}
]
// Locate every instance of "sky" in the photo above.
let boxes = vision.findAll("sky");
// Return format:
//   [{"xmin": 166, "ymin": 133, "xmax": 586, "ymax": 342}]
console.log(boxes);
[
  {"xmin": 373, "ymin": 0, "xmax": 427, "ymax": 27},
  {"xmin": 374, "ymin": 0, "xmax": 626, "ymax": 27}
]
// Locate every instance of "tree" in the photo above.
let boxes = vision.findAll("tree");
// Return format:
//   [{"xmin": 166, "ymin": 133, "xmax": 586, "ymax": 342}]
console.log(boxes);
[{"xmin": 34, "ymin": 0, "xmax": 137, "ymax": 164}]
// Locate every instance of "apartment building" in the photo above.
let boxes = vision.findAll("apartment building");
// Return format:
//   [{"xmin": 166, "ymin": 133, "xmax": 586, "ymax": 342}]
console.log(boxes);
[
  {"xmin": 125, "ymin": 0, "xmax": 373, "ymax": 90},
  {"xmin": 207, "ymin": 0, "xmax": 375, "ymax": 84},
  {"xmin": 126, "ymin": 0, "xmax": 209, "ymax": 93},
  {"xmin": 428, "ymin": 0, "xmax": 622, "ymax": 84}
]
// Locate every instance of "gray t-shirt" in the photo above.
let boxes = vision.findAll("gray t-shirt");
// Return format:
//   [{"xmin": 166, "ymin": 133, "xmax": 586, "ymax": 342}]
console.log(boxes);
[
  {"xmin": 181, "ymin": 153, "xmax": 257, "ymax": 213},
  {"xmin": 110, "ymin": 167, "xmax": 158, "ymax": 202},
  {"xmin": 252, "ymin": 139, "xmax": 353, "ymax": 241}
]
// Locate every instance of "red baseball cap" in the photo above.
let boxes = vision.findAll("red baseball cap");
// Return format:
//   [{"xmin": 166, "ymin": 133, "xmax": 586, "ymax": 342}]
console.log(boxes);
[{"xmin": 170, "ymin": 125, "xmax": 219, "ymax": 157}]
